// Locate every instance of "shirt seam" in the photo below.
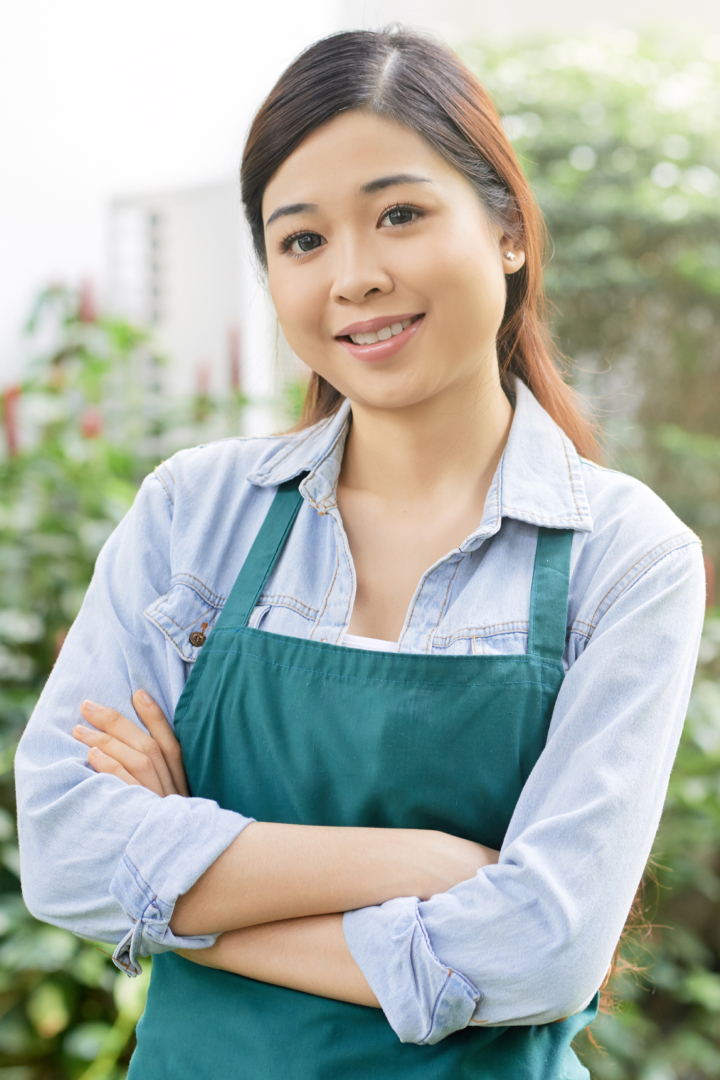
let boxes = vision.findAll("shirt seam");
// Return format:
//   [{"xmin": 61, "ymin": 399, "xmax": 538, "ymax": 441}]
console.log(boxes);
[
  {"xmin": 120, "ymin": 854, "xmax": 165, "ymax": 923},
  {"xmin": 412, "ymin": 907, "xmax": 480, "ymax": 1044},
  {"xmin": 152, "ymin": 464, "xmax": 175, "ymax": 506},
  {"xmin": 167, "ymin": 574, "xmax": 227, "ymax": 606},
  {"xmin": 252, "ymin": 415, "xmax": 337, "ymax": 483},
  {"xmin": 560, "ymin": 430, "xmax": 583, "ymax": 523},
  {"xmin": 259, "ymin": 593, "xmax": 320, "ymax": 620},
  {"xmin": 589, "ymin": 533, "xmax": 701, "ymax": 628},
  {"xmin": 144, "ymin": 611, "xmax": 201, "ymax": 663},
  {"xmin": 426, "ymin": 561, "xmax": 461, "ymax": 653},
  {"xmin": 310, "ymin": 547, "xmax": 341, "ymax": 640}
]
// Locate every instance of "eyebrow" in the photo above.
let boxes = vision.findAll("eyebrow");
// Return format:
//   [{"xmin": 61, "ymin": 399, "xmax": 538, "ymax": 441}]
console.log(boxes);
[
  {"xmin": 264, "ymin": 175, "xmax": 433, "ymax": 230},
  {"xmin": 360, "ymin": 173, "xmax": 433, "ymax": 194},
  {"xmin": 265, "ymin": 202, "xmax": 319, "ymax": 229}
]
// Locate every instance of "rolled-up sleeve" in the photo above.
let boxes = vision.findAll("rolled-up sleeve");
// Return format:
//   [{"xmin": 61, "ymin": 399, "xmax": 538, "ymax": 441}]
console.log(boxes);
[
  {"xmin": 15, "ymin": 472, "xmax": 252, "ymax": 975},
  {"xmin": 343, "ymin": 540, "xmax": 706, "ymax": 1043}
]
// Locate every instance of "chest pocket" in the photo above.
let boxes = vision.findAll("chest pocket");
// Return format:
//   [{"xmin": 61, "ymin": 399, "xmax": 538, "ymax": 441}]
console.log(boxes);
[{"xmin": 144, "ymin": 576, "xmax": 225, "ymax": 663}]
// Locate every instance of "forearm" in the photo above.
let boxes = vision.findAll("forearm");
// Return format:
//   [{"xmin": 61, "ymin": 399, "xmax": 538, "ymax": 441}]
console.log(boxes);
[
  {"xmin": 170, "ymin": 820, "xmax": 498, "ymax": 937},
  {"xmin": 177, "ymin": 913, "xmax": 380, "ymax": 1008}
]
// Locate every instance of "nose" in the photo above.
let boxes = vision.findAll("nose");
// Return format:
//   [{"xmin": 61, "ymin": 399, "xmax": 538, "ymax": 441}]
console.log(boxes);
[{"xmin": 330, "ymin": 235, "xmax": 393, "ymax": 305}]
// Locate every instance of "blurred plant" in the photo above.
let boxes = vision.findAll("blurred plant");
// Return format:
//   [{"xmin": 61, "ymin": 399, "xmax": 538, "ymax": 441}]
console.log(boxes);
[
  {"xmin": 464, "ymin": 28, "xmax": 720, "ymax": 564},
  {"xmin": 0, "ymin": 285, "xmax": 251, "ymax": 1077}
]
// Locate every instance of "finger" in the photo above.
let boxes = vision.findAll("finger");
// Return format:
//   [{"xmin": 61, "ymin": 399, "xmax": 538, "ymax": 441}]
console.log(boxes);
[
  {"xmin": 133, "ymin": 690, "xmax": 189, "ymax": 797},
  {"xmin": 80, "ymin": 700, "xmax": 177, "ymax": 796},
  {"xmin": 87, "ymin": 746, "xmax": 142, "ymax": 787},
  {"xmin": 74, "ymin": 723, "xmax": 166, "ymax": 797}
]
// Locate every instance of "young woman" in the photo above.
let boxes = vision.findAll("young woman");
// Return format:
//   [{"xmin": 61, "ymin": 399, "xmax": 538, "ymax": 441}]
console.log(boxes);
[{"xmin": 16, "ymin": 29, "xmax": 705, "ymax": 1080}]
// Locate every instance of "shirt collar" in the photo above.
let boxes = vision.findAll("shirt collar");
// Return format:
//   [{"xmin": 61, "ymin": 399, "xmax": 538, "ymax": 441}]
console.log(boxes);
[{"xmin": 247, "ymin": 380, "xmax": 593, "ymax": 532}]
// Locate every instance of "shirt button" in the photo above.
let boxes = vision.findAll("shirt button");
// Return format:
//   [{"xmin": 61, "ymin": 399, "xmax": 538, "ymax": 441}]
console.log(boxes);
[{"xmin": 189, "ymin": 631, "xmax": 206, "ymax": 647}]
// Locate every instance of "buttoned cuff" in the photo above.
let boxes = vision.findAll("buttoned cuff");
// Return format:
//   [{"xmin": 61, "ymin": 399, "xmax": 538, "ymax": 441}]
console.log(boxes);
[
  {"xmin": 343, "ymin": 897, "xmax": 480, "ymax": 1044},
  {"xmin": 109, "ymin": 793, "xmax": 252, "ymax": 975}
]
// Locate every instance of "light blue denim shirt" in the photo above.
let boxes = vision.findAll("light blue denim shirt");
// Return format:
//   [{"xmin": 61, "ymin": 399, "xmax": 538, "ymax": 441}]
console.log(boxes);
[{"xmin": 15, "ymin": 380, "xmax": 705, "ymax": 1045}]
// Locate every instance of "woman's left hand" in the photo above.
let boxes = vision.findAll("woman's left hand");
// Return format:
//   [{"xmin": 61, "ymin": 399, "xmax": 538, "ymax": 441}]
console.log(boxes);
[{"xmin": 73, "ymin": 691, "xmax": 189, "ymax": 797}]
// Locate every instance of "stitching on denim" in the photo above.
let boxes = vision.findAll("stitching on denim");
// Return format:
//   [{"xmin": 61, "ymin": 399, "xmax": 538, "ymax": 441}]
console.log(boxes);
[
  {"xmin": 144, "ymin": 613, "xmax": 197, "ymax": 662},
  {"xmin": 160, "ymin": 459, "xmax": 175, "ymax": 483},
  {"xmin": 152, "ymin": 465, "xmax": 174, "ymax": 506},
  {"xmin": 590, "ymin": 533, "xmax": 700, "ymax": 626},
  {"xmin": 154, "ymin": 603, "xmax": 218, "ymax": 634},
  {"xmin": 310, "ymin": 548, "xmax": 340, "ymax": 640},
  {"xmin": 255, "ymin": 420, "xmax": 329, "ymax": 477},
  {"xmin": 561, "ymin": 431, "xmax": 583, "ymax": 522},
  {"xmin": 121, "ymin": 855, "xmax": 163, "ymax": 920},
  {"xmin": 166, "ymin": 575, "xmax": 227, "ymax": 606},
  {"xmin": 501, "ymin": 508, "xmax": 583, "ymax": 525},
  {"xmin": 253, "ymin": 415, "xmax": 337, "ymax": 482},
  {"xmin": 426, "ymin": 561, "xmax": 461, "ymax": 653},
  {"xmin": 434, "ymin": 620, "xmax": 530, "ymax": 647},
  {"xmin": 256, "ymin": 598, "xmax": 315, "ymax": 624},
  {"xmin": 259, "ymin": 593, "xmax": 320, "ymax": 619},
  {"xmin": 400, "ymin": 569, "xmax": 433, "ymax": 649},
  {"xmin": 198, "ymin": 645, "xmax": 561, "ymax": 691},
  {"xmin": 414, "ymin": 908, "xmax": 479, "ymax": 1044},
  {"xmin": 337, "ymin": 522, "xmax": 355, "ymax": 637}
]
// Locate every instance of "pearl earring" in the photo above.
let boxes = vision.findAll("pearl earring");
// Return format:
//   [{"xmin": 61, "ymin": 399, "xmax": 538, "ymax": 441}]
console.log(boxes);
[{"xmin": 504, "ymin": 251, "xmax": 516, "ymax": 262}]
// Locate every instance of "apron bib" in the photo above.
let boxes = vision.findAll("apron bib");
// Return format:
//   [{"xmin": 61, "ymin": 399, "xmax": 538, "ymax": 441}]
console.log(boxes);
[{"xmin": 129, "ymin": 477, "xmax": 597, "ymax": 1079}]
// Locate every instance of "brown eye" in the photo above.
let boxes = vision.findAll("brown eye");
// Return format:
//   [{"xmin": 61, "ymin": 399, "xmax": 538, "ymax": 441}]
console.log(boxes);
[
  {"xmin": 383, "ymin": 206, "xmax": 416, "ymax": 226},
  {"xmin": 290, "ymin": 233, "xmax": 323, "ymax": 254}
]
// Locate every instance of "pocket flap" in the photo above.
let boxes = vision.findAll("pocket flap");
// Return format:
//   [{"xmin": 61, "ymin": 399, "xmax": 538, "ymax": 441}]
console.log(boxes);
[{"xmin": 144, "ymin": 575, "xmax": 225, "ymax": 663}]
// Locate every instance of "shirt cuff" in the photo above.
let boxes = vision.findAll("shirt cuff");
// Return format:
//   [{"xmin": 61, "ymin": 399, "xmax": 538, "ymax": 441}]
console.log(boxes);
[
  {"xmin": 109, "ymin": 793, "xmax": 252, "ymax": 975},
  {"xmin": 343, "ymin": 897, "xmax": 480, "ymax": 1044}
]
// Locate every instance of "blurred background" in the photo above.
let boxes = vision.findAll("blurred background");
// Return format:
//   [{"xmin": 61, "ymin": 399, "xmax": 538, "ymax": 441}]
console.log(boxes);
[{"xmin": 2, "ymin": 1, "xmax": 720, "ymax": 1077}]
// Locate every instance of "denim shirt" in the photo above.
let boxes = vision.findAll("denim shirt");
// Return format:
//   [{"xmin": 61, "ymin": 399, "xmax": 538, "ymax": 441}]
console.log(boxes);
[{"xmin": 15, "ymin": 380, "xmax": 705, "ymax": 1044}]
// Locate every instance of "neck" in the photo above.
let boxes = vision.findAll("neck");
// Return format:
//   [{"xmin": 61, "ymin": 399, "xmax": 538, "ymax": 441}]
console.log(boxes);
[{"xmin": 340, "ymin": 366, "xmax": 514, "ymax": 504}]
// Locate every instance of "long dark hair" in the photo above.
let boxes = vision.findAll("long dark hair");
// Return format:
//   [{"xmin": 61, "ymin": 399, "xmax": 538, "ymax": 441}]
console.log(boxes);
[{"xmin": 240, "ymin": 28, "xmax": 599, "ymax": 460}]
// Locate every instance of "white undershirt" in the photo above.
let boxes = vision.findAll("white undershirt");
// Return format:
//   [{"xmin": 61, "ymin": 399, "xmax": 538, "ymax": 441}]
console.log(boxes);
[{"xmin": 341, "ymin": 632, "xmax": 398, "ymax": 652}]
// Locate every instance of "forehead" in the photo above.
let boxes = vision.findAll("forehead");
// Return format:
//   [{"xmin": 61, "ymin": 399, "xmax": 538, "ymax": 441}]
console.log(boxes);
[{"xmin": 262, "ymin": 110, "xmax": 453, "ymax": 216}]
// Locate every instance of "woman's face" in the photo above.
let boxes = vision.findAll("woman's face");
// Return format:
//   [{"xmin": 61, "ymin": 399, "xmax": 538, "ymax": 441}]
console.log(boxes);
[{"xmin": 262, "ymin": 110, "xmax": 524, "ymax": 413}]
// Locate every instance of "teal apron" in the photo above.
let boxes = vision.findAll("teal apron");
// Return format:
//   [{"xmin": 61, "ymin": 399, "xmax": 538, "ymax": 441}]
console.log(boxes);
[{"xmin": 129, "ymin": 477, "xmax": 598, "ymax": 1079}]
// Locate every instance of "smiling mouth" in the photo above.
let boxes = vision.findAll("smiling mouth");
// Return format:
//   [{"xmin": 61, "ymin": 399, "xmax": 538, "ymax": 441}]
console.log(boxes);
[{"xmin": 338, "ymin": 314, "xmax": 423, "ymax": 345}]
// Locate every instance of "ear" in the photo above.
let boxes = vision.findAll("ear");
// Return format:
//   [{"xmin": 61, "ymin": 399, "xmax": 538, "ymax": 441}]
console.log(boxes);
[{"xmin": 500, "ymin": 235, "xmax": 525, "ymax": 275}]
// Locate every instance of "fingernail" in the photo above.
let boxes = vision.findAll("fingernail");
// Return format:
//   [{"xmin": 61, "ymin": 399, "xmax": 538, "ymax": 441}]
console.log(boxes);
[
  {"xmin": 74, "ymin": 725, "xmax": 92, "ymax": 736},
  {"xmin": 90, "ymin": 746, "xmax": 106, "ymax": 758},
  {"xmin": 82, "ymin": 700, "xmax": 100, "ymax": 713},
  {"xmin": 136, "ymin": 690, "xmax": 153, "ymax": 706}
]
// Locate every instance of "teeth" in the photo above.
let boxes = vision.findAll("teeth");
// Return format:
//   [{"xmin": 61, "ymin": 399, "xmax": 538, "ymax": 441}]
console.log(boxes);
[{"xmin": 350, "ymin": 318, "xmax": 416, "ymax": 345}]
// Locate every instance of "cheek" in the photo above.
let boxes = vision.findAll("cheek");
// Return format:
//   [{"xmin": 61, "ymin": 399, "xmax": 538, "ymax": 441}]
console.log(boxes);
[
  {"xmin": 429, "ymin": 236, "xmax": 507, "ymax": 335},
  {"xmin": 268, "ymin": 266, "xmax": 323, "ymax": 346}
]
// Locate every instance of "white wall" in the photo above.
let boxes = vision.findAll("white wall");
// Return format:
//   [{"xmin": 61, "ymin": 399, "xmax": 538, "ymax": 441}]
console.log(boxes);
[{"xmin": 0, "ymin": 0, "xmax": 338, "ymax": 386}]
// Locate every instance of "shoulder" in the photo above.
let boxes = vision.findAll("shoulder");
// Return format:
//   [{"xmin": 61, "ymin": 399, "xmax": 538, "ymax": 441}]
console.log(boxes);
[
  {"xmin": 572, "ymin": 457, "xmax": 704, "ymax": 630},
  {"xmin": 147, "ymin": 430, "xmax": 302, "ymax": 507}
]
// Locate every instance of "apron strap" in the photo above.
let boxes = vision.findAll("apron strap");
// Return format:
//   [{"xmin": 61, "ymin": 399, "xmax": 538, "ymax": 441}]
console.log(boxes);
[
  {"xmin": 218, "ymin": 476, "xmax": 305, "ymax": 629},
  {"xmin": 527, "ymin": 527, "xmax": 574, "ymax": 663}
]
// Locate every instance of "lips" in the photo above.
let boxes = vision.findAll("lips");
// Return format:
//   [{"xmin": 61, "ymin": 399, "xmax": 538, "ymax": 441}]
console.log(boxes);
[
  {"xmin": 335, "ymin": 312, "xmax": 423, "ymax": 338},
  {"xmin": 336, "ymin": 314, "xmax": 425, "ymax": 364}
]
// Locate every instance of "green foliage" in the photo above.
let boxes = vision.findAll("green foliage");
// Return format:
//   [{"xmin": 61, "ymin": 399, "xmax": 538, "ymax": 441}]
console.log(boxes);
[
  {"xmin": 464, "ymin": 29, "xmax": 720, "ymax": 563},
  {"xmin": 0, "ymin": 288, "xmax": 164, "ymax": 1077}
]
